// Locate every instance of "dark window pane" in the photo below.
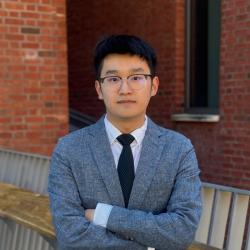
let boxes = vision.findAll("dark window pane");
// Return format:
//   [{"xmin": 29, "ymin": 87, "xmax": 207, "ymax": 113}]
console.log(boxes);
[
  {"xmin": 190, "ymin": 0, "xmax": 208, "ymax": 107},
  {"xmin": 186, "ymin": 0, "xmax": 221, "ymax": 113}
]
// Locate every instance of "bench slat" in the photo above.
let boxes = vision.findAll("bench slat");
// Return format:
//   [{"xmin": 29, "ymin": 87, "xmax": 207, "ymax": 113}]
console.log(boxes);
[
  {"xmin": 226, "ymin": 194, "xmax": 249, "ymax": 250},
  {"xmin": 208, "ymin": 190, "xmax": 231, "ymax": 248},
  {"xmin": 246, "ymin": 220, "xmax": 250, "ymax": 250},
  {"xmin": 195, "ymin": 187, "xmax": 215, "ymax": 243}
]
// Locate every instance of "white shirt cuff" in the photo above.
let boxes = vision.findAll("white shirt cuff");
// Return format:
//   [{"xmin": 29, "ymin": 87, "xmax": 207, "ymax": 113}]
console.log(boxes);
[{"xmin": 93, "ymin": 203, "xmax": 113, "ymax": 228}]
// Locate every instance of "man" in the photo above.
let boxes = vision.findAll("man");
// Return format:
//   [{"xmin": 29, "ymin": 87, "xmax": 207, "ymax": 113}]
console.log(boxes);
[{"xmin": 48, "ymin": 35, "xmax": 202, "ymax": 250}]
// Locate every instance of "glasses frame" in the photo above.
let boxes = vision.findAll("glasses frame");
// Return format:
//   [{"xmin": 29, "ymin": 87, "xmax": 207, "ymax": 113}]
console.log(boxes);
[{"xmin": 98, "ymin": 74, "xmax": 153, "ymax": 90}]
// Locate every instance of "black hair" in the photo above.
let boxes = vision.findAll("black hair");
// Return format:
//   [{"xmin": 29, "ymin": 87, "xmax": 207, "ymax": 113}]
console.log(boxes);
[{"xmin": 93, "ymin": 34, "xmax": 157, "ymax": 79}]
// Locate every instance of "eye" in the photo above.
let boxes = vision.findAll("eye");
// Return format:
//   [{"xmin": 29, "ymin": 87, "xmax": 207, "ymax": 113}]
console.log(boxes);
[
  {"xmin": 106, "ymin": 76, "xmax": 120, "ymax": 83},
  {"xmin": 130, "ymin": 75, "xmax": 144, "ymax": 81}
]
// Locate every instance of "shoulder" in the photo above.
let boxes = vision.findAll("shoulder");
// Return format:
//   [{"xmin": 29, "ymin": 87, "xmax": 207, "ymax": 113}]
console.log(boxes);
[
  {"xmin": 161, "ymin": 126, "xmax": 191, "ymax": 145},
  {"xmin": 151, "ymin": 123, "xmax": 199, "ymax": 170},
  {"xmin": 148, "ymin": 118, "xmax": 193, "ymax": 149},
  {"xmin": 57, "ymin": 125, "xmax": 90, "ymax": 145},
  {"xmin": 146, "ymin": 119, "xmax": 196, "ymax": 161},
  {"xmin": 53, "ymin": 119, "xmax": 103, "ymax": 154}
]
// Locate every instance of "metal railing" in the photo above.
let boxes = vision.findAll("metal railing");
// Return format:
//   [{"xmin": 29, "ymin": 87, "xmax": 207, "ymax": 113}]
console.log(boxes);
[
  {"xmin": 0, "ymin": 148, "xmax": 53, "ymax": 250},
  {"xmin": 0, "ymin": 148, "xmax": 249, "ymax": 250}
]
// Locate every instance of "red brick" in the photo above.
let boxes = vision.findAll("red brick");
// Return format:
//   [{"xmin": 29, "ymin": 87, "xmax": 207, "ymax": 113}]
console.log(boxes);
[
  {"xmin": 25, "ymin": 19, "xmax": 37, "ymax": 26},
  {"xmin": 5, "ymin": 18, "xmax": 24, "ymax": 25},
  {"xmin": 26, "ymin": 5, "xmax": 36, "ymax": 11},
  {"xmin": 0, "ymin": 117, "xmax": 12, "ymax": 123},
  {"xmin": 23, "ymin": 0, "xmax": 39, "ymax": 3},
  {"xmin": 37, "ymin": 5, "xmax": 56, "ymax": 12},
  {"xmin": 22, "ymin": 42, "xmax": 39, "ymax": 49},
  {"xmin": 0, "ymin": 133, "xmax": 12, "ymax": 139},
  {"xmin": 0, "ymin": 0, "xmax": 68, "ymax": 156},
  {"xmin": 5, "ymin": 34, "xmax": 24, "ymax": 40},
  {"xmin": 25, "ymin": 117, "xmax": 44, "ymax": 123},
  {"xmin": 4, "ymin": 2, "xmax": 25, "ymax": 10},
  {"xmin": 21, "ymin": 12, "xmax": 40, "ymax": 19},
  {"xmin": 9, "ymin": 11, "xmax": 19, "ymax": 18}
]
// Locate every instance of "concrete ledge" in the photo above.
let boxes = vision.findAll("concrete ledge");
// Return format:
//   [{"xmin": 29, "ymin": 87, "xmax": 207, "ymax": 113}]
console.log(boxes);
[{"xmin": 171, "ymin": 113, "xmax": 220, "ymax": 122}]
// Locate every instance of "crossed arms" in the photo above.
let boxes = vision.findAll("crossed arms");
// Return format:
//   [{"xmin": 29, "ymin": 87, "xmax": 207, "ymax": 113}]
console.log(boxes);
[{"xmin": 48, "ymin": 140, "xmax": 202, "ymax": 250}]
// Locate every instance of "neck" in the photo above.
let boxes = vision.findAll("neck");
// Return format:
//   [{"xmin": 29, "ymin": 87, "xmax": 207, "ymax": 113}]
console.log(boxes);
[{"xmin": 106, "ymin": 114, "xmax": 145, "ymax": 133}]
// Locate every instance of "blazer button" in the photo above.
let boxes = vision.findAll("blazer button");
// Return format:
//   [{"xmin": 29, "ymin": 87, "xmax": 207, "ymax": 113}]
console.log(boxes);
[{"xmin": 129, "ymin": 237, "xmax": 134, "ymax": 241}]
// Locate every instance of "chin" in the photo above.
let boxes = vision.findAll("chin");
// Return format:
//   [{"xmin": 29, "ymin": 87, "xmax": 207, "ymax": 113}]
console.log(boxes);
[{"xmin": 118, "ymin": 113, "xmax": 144, "ymax": 120}]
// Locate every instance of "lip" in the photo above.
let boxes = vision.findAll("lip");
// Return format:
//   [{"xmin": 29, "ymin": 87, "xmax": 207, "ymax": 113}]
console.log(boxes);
[{"xmin": 117, "ymin": 100, "xmax": 136, "ymax": 104}]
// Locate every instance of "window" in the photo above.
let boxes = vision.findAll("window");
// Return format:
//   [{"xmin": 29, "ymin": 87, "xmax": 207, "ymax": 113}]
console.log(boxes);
[{"xmin": 185, "ymin": 0, "xmax": 221, "ymax": 114}]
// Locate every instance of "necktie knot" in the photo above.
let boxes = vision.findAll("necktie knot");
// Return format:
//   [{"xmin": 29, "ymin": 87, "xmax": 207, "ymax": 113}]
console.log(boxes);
[{"xmin": 117, "ymin": 134, "xmax": 135, "ymax": 146}]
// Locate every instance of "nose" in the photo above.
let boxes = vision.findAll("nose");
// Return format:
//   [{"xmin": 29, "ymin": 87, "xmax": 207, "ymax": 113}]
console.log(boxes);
[{"xmin": 118, "ymin": 78, "xmax": 133, "ymax": 94}]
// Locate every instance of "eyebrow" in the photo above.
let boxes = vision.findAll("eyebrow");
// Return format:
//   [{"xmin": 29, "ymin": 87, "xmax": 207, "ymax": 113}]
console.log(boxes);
[
  {"xmin": 104, "ymin": 68, "xmax": 146, "ymax": 76},
  {"xmin": 131, "ymin": 68, "xmax": 145, "ymax": 73},
  {"xmin": 104, "ymin": 70, "xmax": 119, "ymax": 75}
]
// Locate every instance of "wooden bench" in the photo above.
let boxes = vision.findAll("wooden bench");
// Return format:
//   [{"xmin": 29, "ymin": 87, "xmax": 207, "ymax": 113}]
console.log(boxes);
[
  {"xmin": 0, "ymin": 182, "xmax": 221, "ymax": 250},
  {"xmin": 196, "ymin": 183, "xmax": 250, "ymax": 250},
  {"xmin": 0, "ymin": 182, "xmax": 54, "ymax": 240}
]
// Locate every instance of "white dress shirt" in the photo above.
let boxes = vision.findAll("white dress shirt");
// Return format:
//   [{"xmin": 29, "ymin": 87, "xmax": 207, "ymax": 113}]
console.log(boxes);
[{"xmin": 104, "ymin": 114, "xmax": 147, "ymax": 172}]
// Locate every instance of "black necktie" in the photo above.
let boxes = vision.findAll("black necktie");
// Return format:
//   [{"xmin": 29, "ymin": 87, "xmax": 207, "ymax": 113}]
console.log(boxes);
[{"xmin": 117, "ymin": 134, "xmax": 135, "ymax": 208}]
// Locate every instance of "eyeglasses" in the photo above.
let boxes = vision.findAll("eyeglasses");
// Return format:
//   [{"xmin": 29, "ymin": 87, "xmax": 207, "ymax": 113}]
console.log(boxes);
[{"xmin": 99, "ymin": 74, "xmax": 152, "ymax": 90}]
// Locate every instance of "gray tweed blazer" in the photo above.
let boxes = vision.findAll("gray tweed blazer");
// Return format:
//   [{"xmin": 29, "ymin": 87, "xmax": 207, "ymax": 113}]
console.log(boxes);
[{"xmin": 48, "ymin": 117, "xmax": 202, "ymax": 250}]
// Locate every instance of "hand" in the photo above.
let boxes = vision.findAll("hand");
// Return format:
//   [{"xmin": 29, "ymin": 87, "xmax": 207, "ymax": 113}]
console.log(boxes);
[{"xmin": 85, "ymin": 209, "xmax": 95, "ymax": 222}]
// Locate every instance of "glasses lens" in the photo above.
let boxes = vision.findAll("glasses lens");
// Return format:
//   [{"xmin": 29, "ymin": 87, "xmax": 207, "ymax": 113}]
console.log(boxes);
[
  {"xmin": 128, "ymin": 74, "xmax": 147, "ymax": 89},
  {"xmin": 103, "ymin": 76, "xmax": 121, "ymax": 86}
]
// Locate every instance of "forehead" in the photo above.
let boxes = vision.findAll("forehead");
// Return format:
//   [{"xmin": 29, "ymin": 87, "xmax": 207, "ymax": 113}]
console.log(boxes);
[{"xmin": 101, "ymin": 54, "xmax": 150, "ymax": 75}]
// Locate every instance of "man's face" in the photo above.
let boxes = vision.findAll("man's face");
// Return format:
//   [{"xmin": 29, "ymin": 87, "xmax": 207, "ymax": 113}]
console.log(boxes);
[{"xmin": 95, "ymin": 54, "xmax": 159, "ymax": 125}]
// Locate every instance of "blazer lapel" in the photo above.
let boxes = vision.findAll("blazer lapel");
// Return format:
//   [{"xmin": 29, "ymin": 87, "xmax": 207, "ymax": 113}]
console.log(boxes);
[
  {"xmin": 128, "ymin": 118, "xmax": 164, "ymax": 209},
  {"xmin": 88, "ymin": 117, "xmax": 125, "ymax": 207}
]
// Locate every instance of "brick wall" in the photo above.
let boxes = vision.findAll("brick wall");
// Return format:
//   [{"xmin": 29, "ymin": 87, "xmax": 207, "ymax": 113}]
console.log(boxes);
[
  {"xmin": 67, "ymin": 0, "xmax": 184, "ymax": 128},
  {"xmin": 173, "ymin": 0, "xmax": 250, "ymax": 189},
  {"xmin": 0, "ymin": 0, "xmax": 68, "ymax": 156},
  {"xmin": 67, "ymin": 0, "xmax": 250, "ymax": 189},
  {"xmin": 0, "ymin": 0, "xmax": 248, "ymax": 189}
]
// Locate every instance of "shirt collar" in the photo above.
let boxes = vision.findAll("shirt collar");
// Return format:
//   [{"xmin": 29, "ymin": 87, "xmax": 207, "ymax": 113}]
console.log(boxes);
[{"xmin": 104, "ymin": 115, "xmax": 148, "ymax": 146}]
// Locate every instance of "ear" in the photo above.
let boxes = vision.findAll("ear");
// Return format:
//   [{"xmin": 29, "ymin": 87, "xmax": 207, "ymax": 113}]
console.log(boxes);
[
  {"xmin": 95, "ymin": 80, "xmax": 103, "ymax": 100},
  {"xmin": 150, "ymin": 76, "xmax": 159, "ymax": 97}
]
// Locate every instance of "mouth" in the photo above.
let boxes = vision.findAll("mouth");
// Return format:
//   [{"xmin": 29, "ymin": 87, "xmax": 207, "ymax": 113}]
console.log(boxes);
[{"xmin": 117, "ymin": 100, "xmax": 136, "ymax": 104}]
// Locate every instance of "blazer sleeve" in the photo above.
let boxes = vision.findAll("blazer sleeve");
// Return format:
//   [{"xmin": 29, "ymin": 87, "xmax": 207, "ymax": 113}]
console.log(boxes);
[
  {"xmin": 48, "ymin": 140, "xmax": 147, "ymax": 250},
  {"xmin": 106, "ymin": 147, "xmax": 202, "ymax": 250}
]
